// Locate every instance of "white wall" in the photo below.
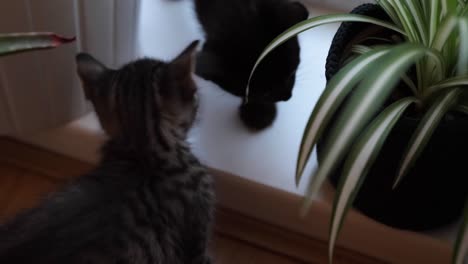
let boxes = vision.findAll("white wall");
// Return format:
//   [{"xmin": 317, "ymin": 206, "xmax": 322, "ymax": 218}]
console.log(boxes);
[
  {"xmin": 0, "ymin": 0, "xmax": 83, "ymax": 135},
  {"xmin": 77, "ymin": 0, "xmax": 140, "ymax": 67},
  {"xmin": 0, "ymin": 0, "xmax": 140, "ymax": 136}
]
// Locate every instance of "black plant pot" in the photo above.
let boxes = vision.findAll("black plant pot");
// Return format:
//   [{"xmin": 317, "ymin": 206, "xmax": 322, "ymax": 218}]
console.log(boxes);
[{"xmin": 318, "ymin": 4, "xmax": 468, "ymax": 231}]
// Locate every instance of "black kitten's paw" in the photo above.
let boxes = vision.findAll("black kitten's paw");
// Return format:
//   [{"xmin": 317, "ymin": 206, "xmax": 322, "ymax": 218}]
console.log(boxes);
[{"xmin": 239, "ymin": 101, "xmax": 277, "ymax": 131}]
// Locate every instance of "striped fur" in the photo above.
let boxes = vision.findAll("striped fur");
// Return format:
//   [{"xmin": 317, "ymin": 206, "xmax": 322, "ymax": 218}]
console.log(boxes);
[{"xmin": 0, "ymin": 41, "xmax": 214, "ymax": 264}]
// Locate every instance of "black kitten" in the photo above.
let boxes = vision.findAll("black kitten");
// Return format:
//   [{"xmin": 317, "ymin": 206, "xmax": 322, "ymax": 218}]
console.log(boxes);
[
  {"xmin": 0, "ymin": 41, "xmax": 215, "ymax": 264},
  {"xmin": 192, "ymin": 0, "xmax": 308, "ymax": 130}
]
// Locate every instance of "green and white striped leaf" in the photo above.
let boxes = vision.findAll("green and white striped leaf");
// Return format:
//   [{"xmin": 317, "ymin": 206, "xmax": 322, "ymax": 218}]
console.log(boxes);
[
  {"xmin": 377, "ymin": 0, "xmax": 401, "ymax": 27},
  {"xmin": 432, "ymin": 15, "xmax": 459, "ymax": 51},
  {"xmin": 428, "ymin": 0, "xmax": 441, "ymax": 43},
  {"xmin": 403, "ymin": 0, "xmax": 428, "ymax": 45},
  {"xmin": 351, "ymin": 45, "xmax": 373, "ymax": 54},
  {"xmin": 296, "ymin": 48, "xmax": 391, "ymax": 185},
  {"xmin": 420, "ymin": 0, "xmax": 429, "ymax": 16},
  {"xmin": 328, "ymin": 98, "xmax": 416, "ymax": 263},
  {"xmin": 246, "ymin": 14, "xmax": 404, "ymax": 100},
  {"xmin": 428, "ymin": 75, "xmax": 468, "ymax": 94},
  {"xmin": 0, "ymin": 33, "xmax": 75, "ymax": 57},
  {"xmin": 391, "ymin": 0, "xmax": 420, "ymax": 42},
  {"xmin": 301, "ymin": 44, "xmax": 427, "ymax": 213},
  {"xmin": 394, "ymin": 88, "xmax": 462, "ymax": 188},
  {"xmin": 351, "ymin": 45, "xmax": 419, "ymax": 95},
  {"xmin": 453, "ymin": 199, "xmax": 468, "ymax": 264},
  {"xmin": 458, "ymin": 16, "xmax": 468, "ymax": 75}
]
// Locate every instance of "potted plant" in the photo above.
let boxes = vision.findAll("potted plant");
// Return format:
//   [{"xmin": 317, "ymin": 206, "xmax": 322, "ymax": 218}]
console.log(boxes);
[
  {"xmin": 320, "ymin": 3, "xmax": 468, "ymax": 232},
  {"xmin": 248, "ymin": 1, "xmax": 467, "ymax": 263}
]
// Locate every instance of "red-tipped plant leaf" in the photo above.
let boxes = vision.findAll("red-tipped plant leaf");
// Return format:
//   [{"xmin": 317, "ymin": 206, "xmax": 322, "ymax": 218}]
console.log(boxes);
[{"xmin": 0, "ymin": 32, "xmax": 75, "ymax": 57}]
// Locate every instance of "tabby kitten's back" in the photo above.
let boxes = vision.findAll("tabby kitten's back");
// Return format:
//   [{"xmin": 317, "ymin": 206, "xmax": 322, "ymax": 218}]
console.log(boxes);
[{"xmin": 0, "ymin": 41, "xmax": 215, "ymax": 264}]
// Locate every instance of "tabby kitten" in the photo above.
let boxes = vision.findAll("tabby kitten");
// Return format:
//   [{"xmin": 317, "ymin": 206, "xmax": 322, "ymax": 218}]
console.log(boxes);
[
  {"xmin": 192, "ymin": 0, "xmax": 308, "ymax": 130},
  {"xmin": 0, "ymin": 40, "xmax": 215, "ymax": 264}
]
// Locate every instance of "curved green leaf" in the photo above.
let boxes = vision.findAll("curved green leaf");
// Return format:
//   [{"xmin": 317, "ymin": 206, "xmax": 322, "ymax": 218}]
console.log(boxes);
[
  {"xmin": 453, "ymin": 199, "xmax": 468, "ymax": 264},
  {"xmin": 301, "ymin": 44, "xmax": 427, "ymax": 213},
  {"xmin": 352, "ymin": 45, "xmax": 419, "ymax": 95},
  {"xmin": 428, "ymin": 75, "xmax": 468, "ymax": 94},
  {"xmin": 424, "ymin": 48, "xmax": 446, "ymax": 85},
  {"xmin": 351, "ymin": 45, "xmax": 373, "ymax": 54},
  {"xmin": 0, "ymin": 33, "xmax": 75, "ymax": 57},
  {"xmin": 245, "ymin": 14, "xmax": 404, "ymax": 100},
  {"xmin": 394, "ymin": 88, "xmax": 462, "ymax": 188},
  {"xmin": 296, "ymin": 48, "xmax": 391, "ymax": 185},
  {"xmin": 400, "ymin": 73, "xmax": 419, "ymax": 95},
  {"xmin": 328, "ymin": 98, "xmax": 416, "ymax": 263}
]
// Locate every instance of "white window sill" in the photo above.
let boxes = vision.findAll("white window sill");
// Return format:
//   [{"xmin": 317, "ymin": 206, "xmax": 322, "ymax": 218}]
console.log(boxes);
[{"xmin": 135, "ymin": 1, "xmax": 341, "ymax": 197}]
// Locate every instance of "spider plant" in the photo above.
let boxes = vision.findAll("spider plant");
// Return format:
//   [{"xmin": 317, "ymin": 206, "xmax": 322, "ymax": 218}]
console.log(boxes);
[
  {"xmin": 0, "ymin": 32, "xmax": 75, "ymax": 57},
  {"xmin": 248, "ymin": 0, "xmax": 468, "ymax": 263}
]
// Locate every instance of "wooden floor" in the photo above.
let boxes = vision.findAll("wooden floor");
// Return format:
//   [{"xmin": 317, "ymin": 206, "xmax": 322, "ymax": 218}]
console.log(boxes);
[{"xmin": 0, "ymin": 138, "xmax": 383, "ymax": 264}]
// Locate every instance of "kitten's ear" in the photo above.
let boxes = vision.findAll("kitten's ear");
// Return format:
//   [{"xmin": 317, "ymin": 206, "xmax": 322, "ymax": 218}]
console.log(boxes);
[
  {"xmin": 286, "ymin": 2, "xmax": 309, "ymax": 24},
  {"xmin": 76, "ymin": 53, "xmax": 108, "ymax": 98},
  {"xmin": 169, "ymin": 40, "xmax": 199, "ymax": 77},
  {"xmin": 163, "ymin": 40, "xmax": 199, "ymax": 100}
]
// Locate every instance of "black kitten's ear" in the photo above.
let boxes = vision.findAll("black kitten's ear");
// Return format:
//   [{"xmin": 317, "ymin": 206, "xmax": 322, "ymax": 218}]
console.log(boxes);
[
  {"xmin": 169, "ymin": 40, "xmax": 199, "ymax": 77},
  {"xmin": 286, "ymin": 2, "xmax": 309, "ymax": 24},
  {"xmin": 76, "ymin": 53, "xmax": 108, "ymax": 98}
]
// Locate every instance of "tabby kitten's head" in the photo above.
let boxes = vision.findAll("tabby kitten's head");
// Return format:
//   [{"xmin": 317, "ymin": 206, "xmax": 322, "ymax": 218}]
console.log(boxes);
[{"xmin": 76, "ymin": 41, "xmax": 199, "ymax": 148}]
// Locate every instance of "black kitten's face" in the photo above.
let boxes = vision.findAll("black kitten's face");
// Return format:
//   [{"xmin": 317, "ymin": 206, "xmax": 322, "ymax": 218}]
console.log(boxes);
[
  {"xmin": 246, "ymin": 1, "xmax": 307, "ymax": 103},
  {"xmin": 194, "ymin": 1, "xmax": 308, "ymax": 104},
  {"xmin": 249, "ymin": 40, "xmax": 300, "ymax": 102},
  {"xmin": 76, "ymin": 41, "xmax": 199, "ymax": 138}
]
